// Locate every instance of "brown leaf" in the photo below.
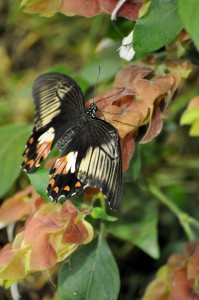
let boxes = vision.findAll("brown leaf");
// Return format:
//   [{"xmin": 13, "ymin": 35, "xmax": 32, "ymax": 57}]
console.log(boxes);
[
  {"xmin": 143, "ymin": 241, "xmax": 199, "ymax": 300},
  {"xmin": 86, "ymin": 62, "xmax": 190, "ymax": 175},
  {"xmin": 185, "ymin": 241, "xmax": 199, "ymax": 280},
  {"xmin": 0, "ymin": 186, "xmax": 44, "ymax": 224},
  {"xmin": 84, "ymin": 187, "xmax": 100, "ymax": 200},
  {"xmin": 170, "ymin": 269, "xmax": 197, "ymax": 300},
  {"xmin": 187, "ymin": 96, "xmax": 199, "ymax": 110},
  {"xmin": 114, "ymin": 65, "xmax": 153, "ymax": 89},
  {"xmin": 140, "ymin": 104, "xmax": 163, "ymax": 144},
  {"xmin": 134, "ymin": 75, "xmax": 175, "ymax": 108},
  {"xmin": 122, "ymin": 132, "xmax": 135, "ymax": 171},
  {"xmin": 22, "ymin": 0, "xmax": 143, "ymax": 20},
  {"xmin": 62, "ymin": 219, "xmax": 89, "ymax": 244}
]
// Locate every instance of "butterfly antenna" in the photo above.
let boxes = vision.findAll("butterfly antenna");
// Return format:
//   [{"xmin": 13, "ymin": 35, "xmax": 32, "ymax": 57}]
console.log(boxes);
[
  {"xmin": 93, "ymin": 66, "xmax": 101, "ymax": 104},
  {"xmin": 95, "ymin": 87, "xmax": 125, "ymax": 105},
  {"xmin": 93, "ymin": 70, "xmax": 134, "ymax": 128},
  {"xmin": 111, "ymin": 119, "xmax": 136, "ymax": 128}
]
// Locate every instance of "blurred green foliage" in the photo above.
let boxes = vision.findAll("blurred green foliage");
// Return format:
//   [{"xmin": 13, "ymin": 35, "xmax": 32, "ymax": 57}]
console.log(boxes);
[{"xmin": 0, "ymin": 1, "xmax": 199, "ymax": 299}]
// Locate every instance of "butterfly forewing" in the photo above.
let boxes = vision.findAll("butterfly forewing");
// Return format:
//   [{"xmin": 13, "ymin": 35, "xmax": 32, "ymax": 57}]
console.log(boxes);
[
  {"xmin": 33, "ymin": 72, "xmax": 84, "ymax": 129},
  {"xmin": 22, "ymin": 126, "xmax": 56, "ymax": 173},
  {"xmin": 22, "ymin": 72, "xmax": 85, "ymax": 172},
  {"xmin": 22, "ymin": 72, "xmax": 123, "ymax": 209}
]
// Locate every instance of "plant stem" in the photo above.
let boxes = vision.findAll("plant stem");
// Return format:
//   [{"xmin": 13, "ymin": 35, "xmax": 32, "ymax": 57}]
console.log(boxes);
[
  {"xmin": 187, "ymin": 217, "xmax": 199, "ymax": 229},
  {"xmin": 148, "ymin": 182, "xmax": 195, "ymax": 241}
]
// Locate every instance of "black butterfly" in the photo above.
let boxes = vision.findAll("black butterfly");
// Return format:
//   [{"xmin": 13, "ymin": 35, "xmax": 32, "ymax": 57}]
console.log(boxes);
[{"xmin": 22, "ymin": 72, "xmax": 122, "ymax": 210}]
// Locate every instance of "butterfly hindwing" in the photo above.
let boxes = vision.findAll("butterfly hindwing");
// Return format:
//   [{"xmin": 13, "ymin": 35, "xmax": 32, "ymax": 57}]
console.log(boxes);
[
  {"xmin": 47, "ymin": 117, "xmax": 122, "ymax": 210},
  {"xmin": 47, "ymin": 152, "xmax": 84, "ymax": 200},
  {"xmin": 75, "ymin": 118, "xmax": 122, "ymax": 210}
]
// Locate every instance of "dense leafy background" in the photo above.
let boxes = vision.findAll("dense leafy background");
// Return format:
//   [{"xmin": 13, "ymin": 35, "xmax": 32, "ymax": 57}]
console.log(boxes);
[{"xmin": 0, "ymin": 0, "xmax": 199, "ymax": 299}]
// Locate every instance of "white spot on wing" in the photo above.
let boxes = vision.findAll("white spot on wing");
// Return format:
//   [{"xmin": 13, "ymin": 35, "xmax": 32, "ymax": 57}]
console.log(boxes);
[
  {"xmin": 66, "ymin": 151, "xmax": 77, "ymax": 173},
  {"xmin": 38, "ymin": 127, "xmax": 55, "ymax": 144}
]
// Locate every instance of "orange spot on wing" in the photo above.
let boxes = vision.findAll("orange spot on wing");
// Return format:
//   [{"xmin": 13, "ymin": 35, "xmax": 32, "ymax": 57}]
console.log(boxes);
[
  {"xmin": 64, "ymin": 185, "xmax": 70, "ymax": 191},
  {"xmin": 29, "ymin": 137, "xmax": 34, "ymax": 144},
  {"xmin": 27, "ymin": 159, "xmax": 34, "ymax": 167},
  {"xmin": 75, "ymin": 181, "xmax": 81, "ymax": 187},
  {"xmin": 24, "ymin": 157, "xmax": 28, "ymax": 163},
  {"xmin": 53, "ymin": 186, "xmax": 59, "ymax": 193},
  {"xmin": 35, "ymin": 160, "xmax": 40, "ymax": 167},
  {"xmin": 49, "ymin": 178, "xmax": 55, "ymax": 186},
  {"xmin": 25, "ymin": 148, "xmax": 29, "ymax": 154}
]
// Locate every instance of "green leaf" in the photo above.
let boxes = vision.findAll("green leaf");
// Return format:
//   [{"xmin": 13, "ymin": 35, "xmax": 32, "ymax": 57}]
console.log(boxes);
[
  {"xmin": 133, "ymin": 0, "xmax": 183, "ymax": 53},
  {"xmin": 180, "ymin": 108, "xmax": 199, "ymax": 125},
  {"xmin": 189, "ymin": 119, "xmax": 199, "ymax": 136},
  {"xmin": 58, "ymin": 234, "xmax": 120, "ymax": 300},
  {"xmin": 178, "ymin": 0, "xmax": 199, "ymax": 50},
  {"xmin": 91, "ymin": 207, "xmax": 118, "ymax": 222},
  {"xmin": 0, "ymin": 123, "xmax": 32, "ymax": 197},
  {"xmin": 81, "ymin": 57, "xmax": 120, "ymax": 85},
  {"xmin": 80, "ymin": 43, "xmax": 121, "ymax": 86},
  {"xmin": 27, "ymin": 168, "xmax": 50, "ymax": 202},
  {"xmin": 131, "ymin": 144, "xmax": 141, "ymax": 181},
  {"xmin": 108, "ymin": 201, "xmax": 160, "ymax": 259}
]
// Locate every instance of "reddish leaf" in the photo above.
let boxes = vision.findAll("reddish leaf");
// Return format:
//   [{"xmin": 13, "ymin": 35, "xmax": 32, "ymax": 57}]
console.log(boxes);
[
  {"xmin": 30, "ymin": 234, "xmax": 58, "ymax": 270},
  {"xmin": 140, "ymin": 104, "xmax": 163, "ymax": 144},
  {"xmin": 0, "ymin": 201, "xmax": 93, "ymax": 285},
  {"xmin": 187, "ymin": 96, "xmax": 199, "ymax": 110},
  {"xmin": 86, "ymin": 62, "xmax": 191, "ymax": 176},
  {"xmin": 84, "ymin": 187, "xmax": 100, "ymax": 200},
  {"xmin": 22, "ymin": 0, "xmax": 143, "ymax": 20},
  {"xmin": 24, "ymin": 215, "xmax": 63, "ymax": 244},
  {"xmin": 186, "ymin": 241, "xmax": 199, "ymax": 280},
  {"xmin": 0, "ymin": 185, "xmax": 46, "ymax": 228},
  {"xmin": 60, "ymin": 200, "xmax": 78, "ymax": 219},
  {"xmin": 170, "ymin": 269, "xmax": 196, "ymax": 300},
  {"xmin": 143, "ymin": 241, "xmax": 199, "ymax": 300},
  {"xmin": 62, "ymin": 219, "xmax": 89, "ymax": 244},
  {"xmin": 0, "ymin": 248, "xmax": 30, "ymax": 281},
  {"xmin": 133, "ymin": 75, "xmax": 175, "ymax": 108},
  {"xmin": 122, "ymin": 132, "xmax": 136, "ymax": 171},
  {"xmin": 0, "ymin": 186, "xmax": 39, "ymax": 224},
  {"xmin": 0, "ymin": 245, "xmax": 13, "ymax": 267},
  {"xmin": 114, "ymin": 65, "xmax": 153, "ymax": 89}
]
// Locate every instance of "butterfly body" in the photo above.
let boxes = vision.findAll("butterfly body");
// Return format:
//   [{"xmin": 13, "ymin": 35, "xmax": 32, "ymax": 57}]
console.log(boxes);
[{"xmin": 22, "ymin": 72, "xmax": 122, "ymax": 209}]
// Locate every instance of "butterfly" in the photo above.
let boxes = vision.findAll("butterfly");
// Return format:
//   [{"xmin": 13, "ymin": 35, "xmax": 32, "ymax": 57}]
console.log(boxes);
[{"xmin": 22, "ymin": 72, "xmax": 122, "ymax": 210}]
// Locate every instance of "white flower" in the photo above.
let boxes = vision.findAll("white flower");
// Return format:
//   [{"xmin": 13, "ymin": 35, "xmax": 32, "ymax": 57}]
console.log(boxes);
[{"xmin": 118, "ymin": 30, "xmax": 135, "ymax": 61}]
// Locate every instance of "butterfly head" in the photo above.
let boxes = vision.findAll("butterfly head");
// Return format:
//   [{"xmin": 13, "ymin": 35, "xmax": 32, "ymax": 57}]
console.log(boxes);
[{"xmin": 87, "ymin": 103, "xmax": 98, "ymax": 117}]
